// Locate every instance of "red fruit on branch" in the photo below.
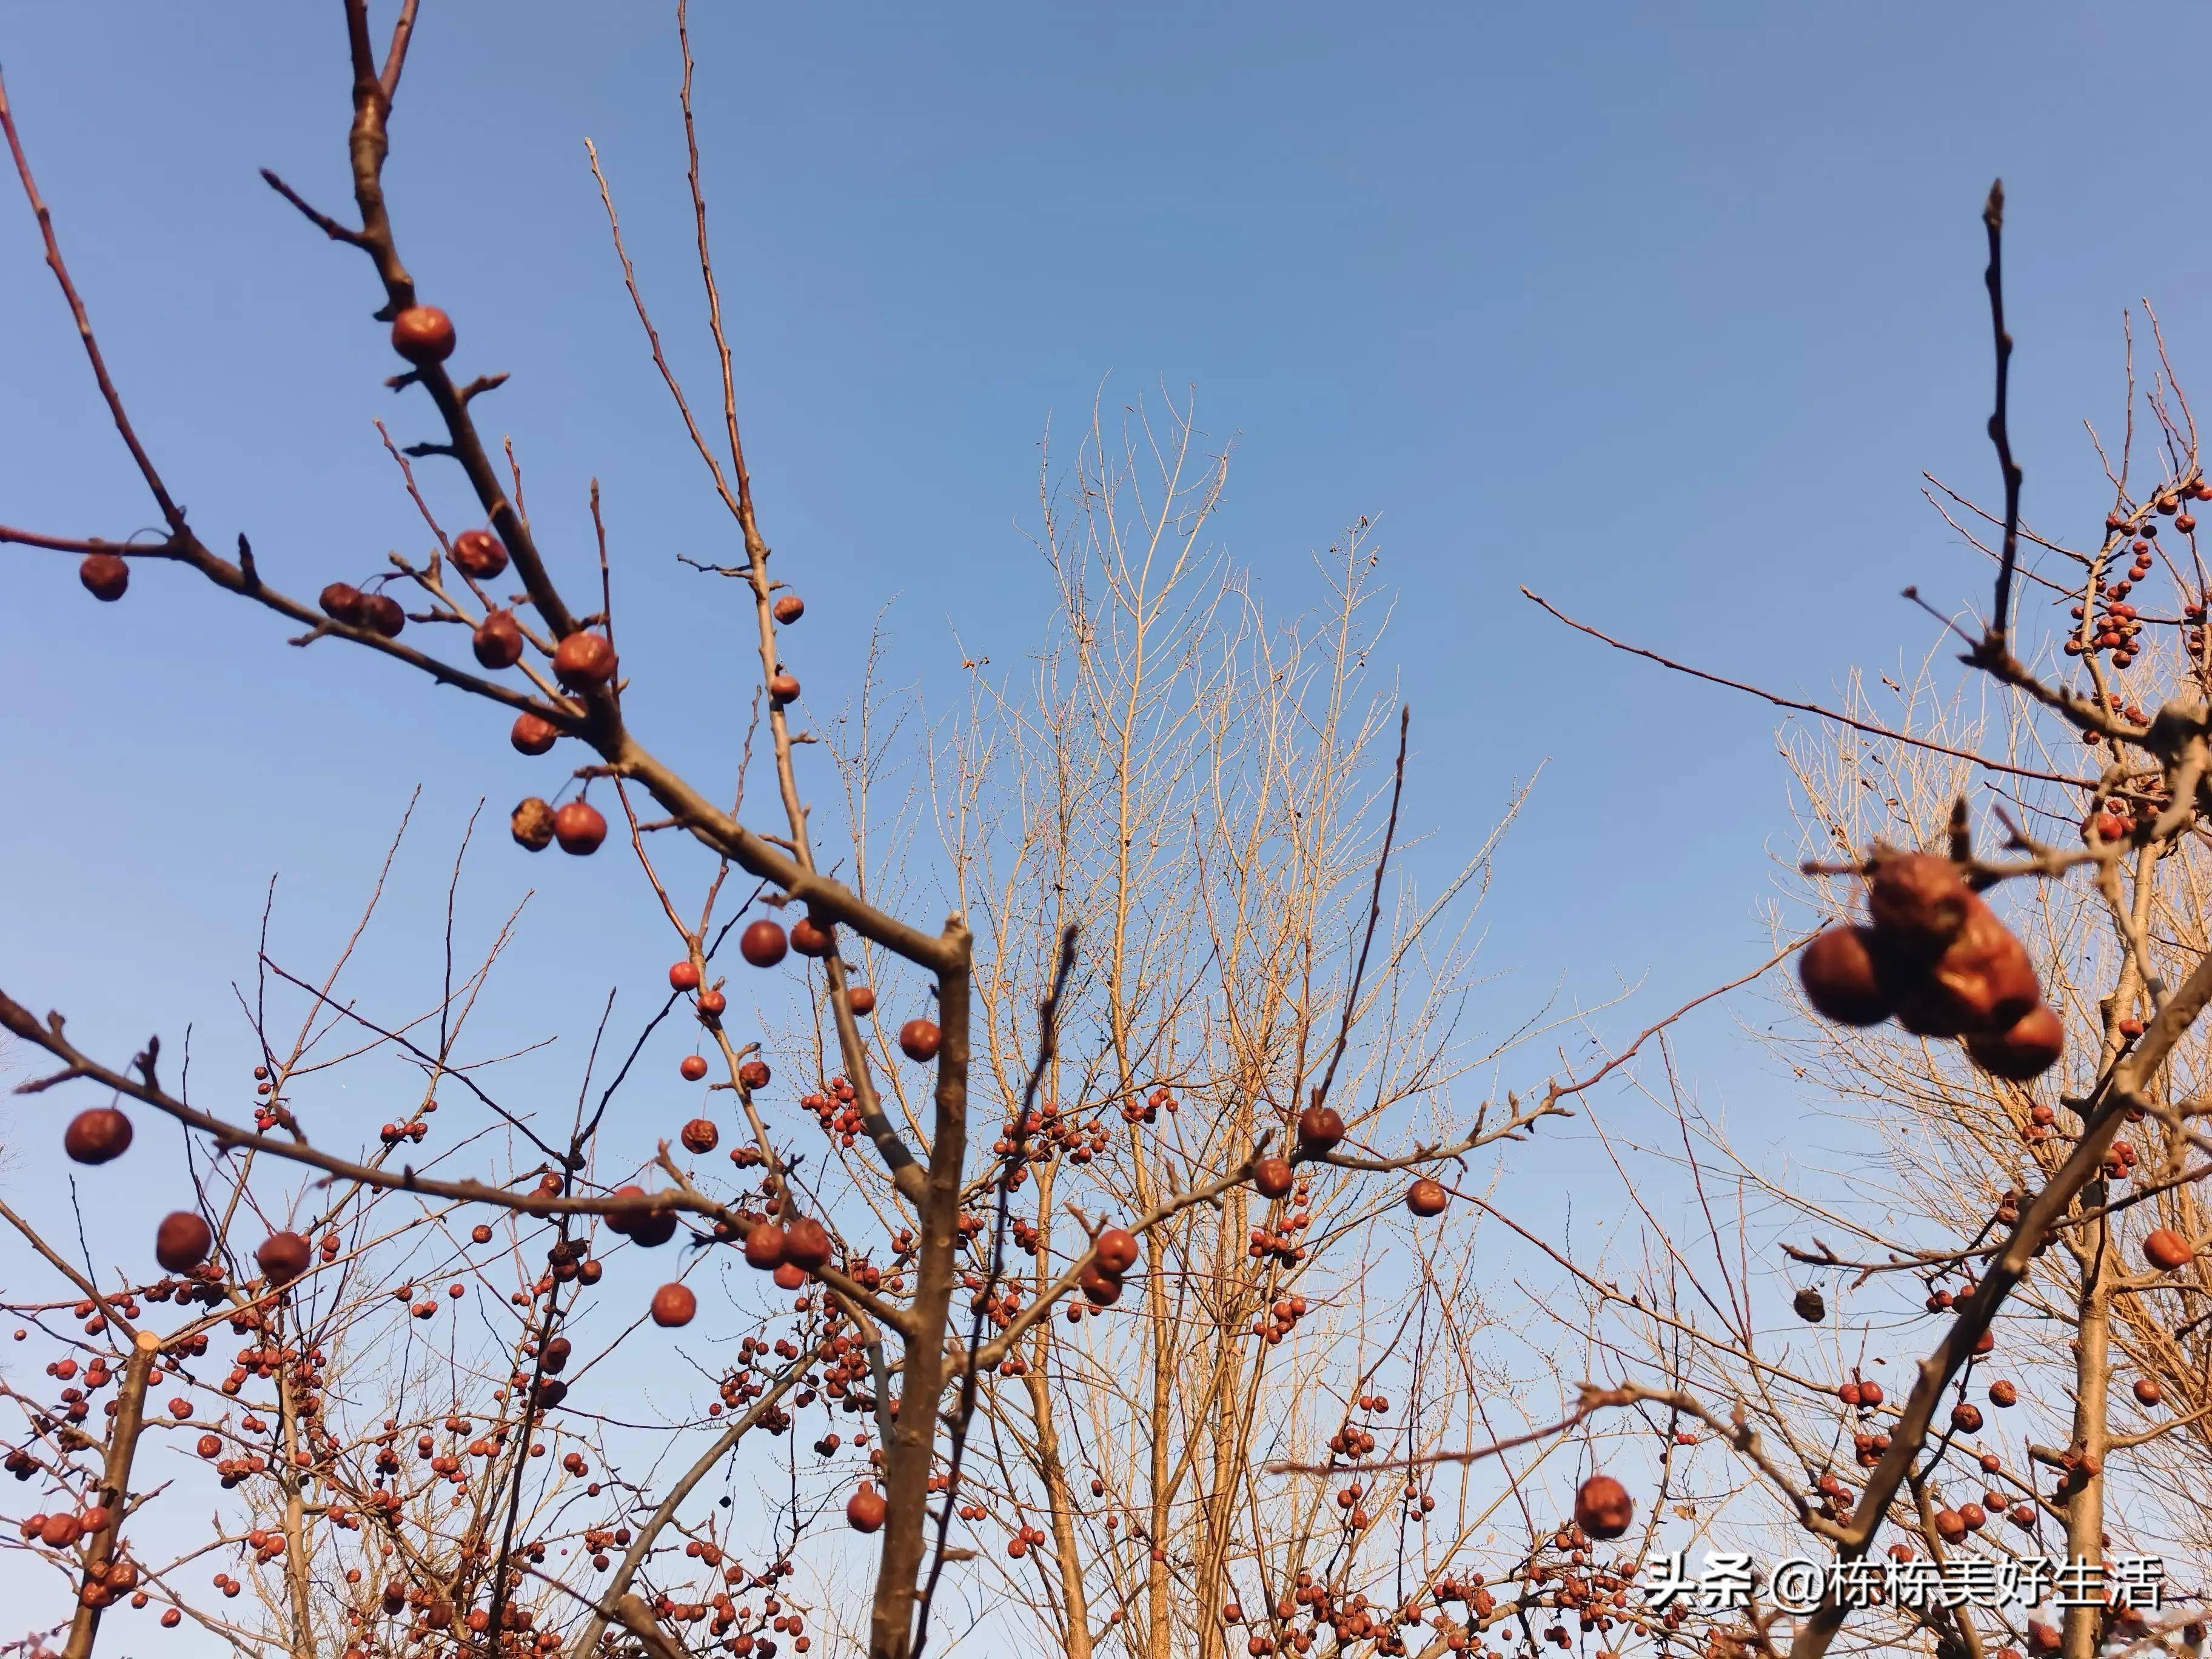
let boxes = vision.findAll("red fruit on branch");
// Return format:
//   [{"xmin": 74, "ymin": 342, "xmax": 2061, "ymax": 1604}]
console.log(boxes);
[
  {"xmin": 846, "ymin": 1483, "xmax": 886, "ymax": 1533},
  {"xmin": 669, "ymin": 960, "xmax": 702, "ymax": 991},
  {"xmin": 680, "ymin": 1118, "xmax": 719, "ymax": 1153},
  {"xmin": 1857, "ymin": 1379, "xmax": 1883, "ymax": 1407},
  {"xmin": 78, "ymin": 553, "xmax": 129, "ymax": 601},
  {"xmin": 1949, "ymin": 1402, "xmax": 1983, "ymax": 1433},
  {"xmin": 256, "ymin": 1232, "xmax": 313, "ymax": 1287},
  {"xmin": 1079, "ymin": 1263, "xmax": 1124, "ymax": 1306},
  {"xmin": 773, "ymin": 594, "xmax": 805, "ymax": 625},
  {"xmin": 789, "ymin": 915, "xmax": 834, "ymax": 957},
  {"xmin": 680, "ymin": 1054, "xmax": 709, "ymax": 1082},
  {"xmin": 737, "ymin": 1059, "xmax": 770, "ymax": 1090},
  {"xmin": 358, "ymin": 592, "xmax": 406, "ymax": 637},
  {"xmin": 389, "ymin": 305, "xmax": 456, "ymax": 363},
  {"xmin": 552, "ymin": 800, "xmax": 606, "ymax": 855},
  {"xmin": 1895, "ymin": 896, "xmax": 2039, "ymax": 1038},
  {"xmin": 541, "ymin": 1336, "xmax": 572, "ymax": 1374},
  {"xmin": 744, "ymin": 1224, "xmax": 788, "ymax": 1270},
  {"xmin": 154, "ymin": 1210, "xmax": 213, "ymax": 1273},
  {"xmin": 63, "ymin": 1107, "xmax": 133, "ymax": 1165},
  {"xmin": 1963, "ymin": 1004, "xmax": 2064, "ymax": 1081},
  {"xmin": 649, "ymin": 1284, "xmax": 697, "ymax": 1328},
  {"xmin": 1094, "ymin": 1227, "xmax": 1140, "ymax": 1275},
  {"xmin": 2144, "ymin": 1228, "xmax": 2194, "ymax": 1272},
  {"xmin": 768, "ymin": 672, "xmax": 800, "ymax": 705},
  {"xmin": 1405, "ymin": 1177, "xmax": 1448, "ymax": 1217},
  {"xmin": 783, "ymin": 1217, "xmax": 832, "ymax": 1271},
  {"xmin": 553, "ymin": 631, "xmax": 617, "ymax": 688},
  {"xmin": 2134, "ymin": 1376, "xmax": 2163, "ymax": 1407},
  {"xmin": 899, "ymin": 1019, "xmax": 941, "ymax": 1062},
  {"xmin": 1253, "ymin": 1157, "xmax": 1294, "ymax": 1200},
  {"xmin": 740, "ymin": 920, "xmax": 788, "ymax": 968},
  {"xmin": 773, "ymin": 1261, "xmax": 807, "ymax": 1290},
  {"xmin": 1296, "ymin": 1105, "xmax": 1345, "ymax": 1157},
  {"xmin": 510, "ymin": 713, "xmax": 558, "ymax": 755},
  {"xmin": 847, "ymin": 985, "xmax": 876, "ymax": 1016},
  {"xmin": 320, "ymin": 582, "xmax": 364, "ymax": 624},
  {"xmin": 1988, "ymin": 1379, "xmax": 2018, "ymax": 1407},
  {"xmin": 1572, "ymin": 1473, "xmax": 1634, "ymax": 1540},
  {"xmin": 1866, "ymin": 853, "xmax": 1970, "ymax": 957},
  {"xmin": 449, "ymin": 528, "xmax": 509, "ymax": 580},
  {"xmin": 471, "ymin": 611, "xmax": 525, "ymax": 668},
  {"xmin": 1799, "ymin": 927, "xmax": 1894, "ymax": 1026},
  {"xmin": 697, "ymin": 989, "xmax": 728, "ymax": 1017}
]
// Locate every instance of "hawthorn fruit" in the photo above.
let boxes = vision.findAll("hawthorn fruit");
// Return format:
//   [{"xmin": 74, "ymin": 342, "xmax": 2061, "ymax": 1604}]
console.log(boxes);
[
  {"xmin": 783, "ymin": 1217, "xmax": 832, "ymax": 1271},
  {"xmin": 1572, "ymin": 1473, "xmax": 1633, "ymax": 1540},
  {"xmin": 680, "ymin": 1055, "xmax": 709, "ymax": 1082},
  {"xmin": 745, "ymin": 1222, "xmax": 788, "ymax": 1270},
  {"xmin": 1094, "ymin": 1227, "xmax": 1140, "ymax": 1275},
  {"xmin": 358, "ymin": 592, "xmax": 406, "ymax": 637},
  {"xmin": 680, "ymin": 1118, "xmax": 719, "ymax": 1153},
  {"xmin": 650, "ymin": 1284, "xmax": 697, "ymax": 1328},
  {"xmin": 669, "ymin": 960, "xmax": 702, "ymax": 991},
  {"xmin": 319, "ymin": 581, "xmax": 364, "ymax": 624},
  {"xmin": 1296, "ymin": 1104, "xmax": 1344, "ymax": 1157},
  {"xmin": 510, "ymin": 713, "xmax": 558, "ymax": 755},
  {"xmin": 899, "ymin": 1018, "xmax": 941, "ymax": 1062},
  {"xmin": 154, "ymin": 1210, "xmax": 213, "ymax": 1273},
  {"xmin": 2144, "ymin": 1228, "xmax": 2194, "ymax": 1272},
  {"xmin": 471, "ymin": 611, "xmax": 525, "ymax": 669},
  {"xmin": 1405, "ymin": 1176, "xmax": 1448, "ymax": 1217},
  {"xmin": 1799, "ymin": 928, "xmax": 1892, "ymax": 1026},
  {"xmin": 846, "ymin": 1483, "xmax": 885, "ymax": 1533},
  {"xmin": 1963, "ymin": 1004, "xmax": 2064, "ymax": 1080},
  {"xmin": 789, "ymin": 915, "xmax": 834, "ymax": 957},
  {"xmin": 1253, "ymin": 1157, "xmax": 1294, "ymax": 1200},
  {"xmin": 512, "ymin": 795, "xmax": 556, "ymax": 851},
  {"xmin": 78, "ymin": 553, "xmax": 128, "ymax": 601},
  {"xmin": 389, "ymin": 305, "xmax": 456, "ymax": 364},
  {"xmin": 768, "ymin": 672, "xmax": 800, "ymax": 705},
  {"xmin": 848, "ymin": 985, "xmax": 877, "ymax": 1016},
  {"xmin": 551, "ymin": 800, "xmax": 606, "ymax": 855},
  {"xmin": 737, "ymin": 1059, "xmax": 770, "ymax": 1090},
  {"xmin": 740, "ymin": 919, "xmax": 788, "ymax": 968},
  {"xmin": 449, "ymin": 528, "xmax": 508, "ymax": 580},
  {"xmin": 552, "ymin": 631, "xmax": 617, "ymax": 689},
  {"xmin": 63, "ymin": 1107, "xmax": 133, "ymax": 1165},
  {"xmin": 772, "ymin": 594, "xmax": 804, "ymax": 625},
  {"xmin": 256, "ymin": 1232, "xmax": 313, "ymax": 1287}
]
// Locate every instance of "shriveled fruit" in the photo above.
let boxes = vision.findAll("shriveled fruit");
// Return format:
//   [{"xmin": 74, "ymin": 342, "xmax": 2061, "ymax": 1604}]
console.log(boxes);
[
  {"xmin": 511, "ymin": 797, "xmax": 555, "ymax": 851},
  {"xmin": 680, "ymin": 1118, "xmax": 719, "ymax": 1153},
  {"xmin": 848, "ymin": 986, "xmax": 876, "ymax": 1016},
  {"xmin": 511, "ymin": 713, "xmax": 558, "ymax": 755},
  {"xmin": 449, "ymin": 529, "xmax": 508, "ymax": 581},
  {"xmin": 390, "ymin": 305, "xmax": 456, "ymax": 363},
  {"xmin": 256, "ymin": 1232, "xmax": 313, "ymax": 1287},
  {"xmin": 1572, "ymin": 1473, "xmax": 1633, "ymax": 1540},
  {"xmin": 552, "ymin": 800, "xmax": 607, "ymax": 855},
  {"xmin": 541, "ymin": 1336, "xmax": 572, "ymax": 1374},
  {"xmin": 320, "ymin": 582, "xmax": 364, "ymax": 624},
  {"xmin": 1897, "ymin": 896, "xmax": 2039, "ymax": 1037},
  {"xmin": 1964, "ymin": 1004, "xmax": 2064, "ymax": 1081},
  {"xmin": 650, "ymin": 1284, "xmax": 697, "ymax": 1328},
  {"xmin": 773, "ymin": 594, "xmax": 805, "ymax": 625},
  {"xmin": 79, "ymin": 553, "xmax": 129, "ymax": 602},
  {"xmin": 1296, "ymin": 1104, "xmax": 1345, "ymax": 1156},
  {"xmin": 737, "ymin": 1059, "xmax": 770, "ymax": 1090},
  {"xmin": 846, "ymin": 1483, "xmax": 886, "ymax": 1533},
  {"xmin": 629, "ymin": 1208, "xmax": 679, "ymax": 1248},
  {"xmin": 783, "ymin": 1217, "xmax": 832, "ymax": 1271},
  {"xmin": 740, "ymin": 920, "xmax": 788, "ymax": 968},
  {"xmin": 744, "ymin": 1222, "xmax": 788, "ymax": 1270},
  {"xmin": 472, "ymin": 611, "xmax": 525, "ymax": 668},
  {"xmin": 768, "ymin": 672, "xmax": 800, "ymax": 705},
  {"xmin": 1253, "ymin": 1157, "xmax": 1294, "ymax": 1200},
  {"xmin": 64, "ymin": 1107, "xmax": 133, "ymax": 1165},
  {"xmin": 1405, "ymin": 1177, "xmax": 1448, "ymax": 1217},
  {"xmin": 553, "ymin": 631, "xmax": 617, "ymax": 689},
  {"xmin": 1094, "ymin": 1227, "xmax": 1140, "ymax": 1275},
  {"xmin": 1988, "ymin": 1379, "xmax": 2018, "ymax": 1407},
  {"xmin": 790, "ymin": 915, "xmax": 834, "ymax": 957},
  {"xmin": 680, "ymin": 1054, "xmax": 709, "ymax": 1082},
  {"xmin": 669, "ymin": 960, "xmax": 702, "ymax": 991},
  {"xmin": 358, "ymin": 592, "xmax": 406, "ymax": 638},
  {"xmin": 1949, "ymin": 1402, "xmax": 1983, "ymax": 1433},
  {"xmin": 899, "ymin": 1019, "xmax": 941, "ymax": 1062},
  {"xmin": 1799, "ymin": 927, "xmax": 1893, "ymax": 1026},
  {"xmin": 1866, "ymin": 853, "xmax": 1970, "ymax": 956},
  {"xmin": 471, "ymin": 1224, "xmax": 493, "ymax": 1244},
  {"xmin": 2144, "ymin": 1228, "xmax": 2194, "ymax": 1272},
  {"xmin": 1792, "ymin": 1285, "xmax": 1826, "ymax": 1322},
  {"xmin": 155, "ymin": 1210, "xmax": 213, "ymax": 1273}
]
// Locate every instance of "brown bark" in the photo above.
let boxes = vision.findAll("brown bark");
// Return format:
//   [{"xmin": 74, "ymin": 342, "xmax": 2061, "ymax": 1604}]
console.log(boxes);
[{"xmin": 62, "ymin": 1329, "xmax": 158, "ymax": 1659}]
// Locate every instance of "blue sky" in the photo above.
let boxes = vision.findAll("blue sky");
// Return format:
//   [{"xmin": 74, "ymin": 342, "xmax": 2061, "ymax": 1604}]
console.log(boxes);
[{"xmin": 1, "ymin": 0, "xmax": 2205, "ymax": 1634}]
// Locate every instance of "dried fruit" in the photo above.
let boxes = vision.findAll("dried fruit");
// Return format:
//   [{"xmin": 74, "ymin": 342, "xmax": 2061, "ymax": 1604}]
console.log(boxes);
[
  {"xmin": 1964, "ymin": 1004, "xmax": 2064, "ymax": 1081},
  {"xmin": 1895, "ymin": 896, "xmax": 2039, "ymax": 1037},
  {"xmin": 768, "ymin": 672, "xmax": 800, "ymax": 705},
  {"xmin": 680, "ymin": 1118, "xmax": 719, "ymax": 1153},
  {"xmin": 737, "ymin": 1059, "xmax": 769, "ymax": 1090},
  {"xmin": 1296, "ymin": 1105, "xmax": 1345, "ymax": 1157},
  {"xmin": 256, "ymin": 1232, "xmax": 313, "ymax": 1287},
  {"xmin": 472, "ymin": 611, "xmax": 524, "ymax": 669},
  {"xmin": 449, "ymin": 529, "xmax": 508, "ymax": 580},
  {"xmin": 320, "ymin": 582, "xmax": 364, "ymax": 624},
  {"xmin": 390, "ymin": 306, "xmax": 456, "ymax": 364},
  {"xmin": 899, "ymin": 1019, "xmax": 941, "ymax": 1062},
  {"xmin": 1866, "ymin": 853, "xmax": 1970, "ymax": 957},
  {"xmin": 511, "ymin": 713, "xmax": 558, "ymax": 755},
  {"xmin": 649, "ymin": 1284, "xmax": 696, "ymax": 1328},
  {"xmin": 155, "ymin": 1211, "xmax": 213, "ymax": 1273},
  {"xmin": 79, "ymin": 553, "xmax": 129, "ymax": 602},
  {"xmin": 744, "ymin": 1224, "xmax": 786, "ymax": 1271},
  {"xmin": 2145, "ymin": 1228, "xmax": 2194, "ymax": 1272},
  {"xmin": 358, "ymin": 592, "xmax": 406, "ymax": 638},
  {"xmin": 1988, "ymin": 1379, "xmax": 2018, "ymax": 1407},
  {"xmin": 846, "ymin": 1483, "xmax": 886, "ymax": 1533},
  {"xmin": 553, "ymin": 631, "xmax": 617, "ymax": 689},
  {"xmin": 511, "ymin": 797, "xmax": 555, "ymax": 851},
  {"xmin": 1253, "ymin": 1157, "xmax": 1293, "ymax": 1200},
  {"xmin": 1949, "ymin": 1401, "xmax": 1983, "ymax": 1433},
  {"xmin": 790, "ymin": 915, "xmax": 834, "ymax": 957},
  {"xmin": 1792, "ymin": 1285, "xmax": 1826, "ymax": 1322},
  {"xmin": 1799, "ymin": 928, "xmax": 1893, "ymax": 1026},
  {"xmin": 551, "ymin": 800, "xmax": 607, "ymax": 855},
  {"xmin": 1405, "ymin": 1176, "xmax": 1448, "ymax": 1217},
  {"xmin": 783, "ymin": 1217, "xmax": 832, "ymax": 1271},
  {"xmin": 1572, "ymin": 1473, "xmax": 1633, "ymax": 1540},
  {"xmin": 740, "ymin": 920, "xmax": 788, "ymax": 968},
  {"xmin": 63, "ymin": 1107, "xmax": 133, "ymax": 1165},
  {"xmin": 773, "ymin": 594, "xmax": 805, "ymax": 625},
  {"xmin": 1094, "ymin": 1228, "xmax": 1140, "ymax": 1275}
]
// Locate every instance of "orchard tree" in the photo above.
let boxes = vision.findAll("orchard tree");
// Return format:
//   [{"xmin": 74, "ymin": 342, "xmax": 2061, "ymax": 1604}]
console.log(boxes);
[{"xmin": 0, "ymin": 7, "xmax": 1704, "ymax": 1659}]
